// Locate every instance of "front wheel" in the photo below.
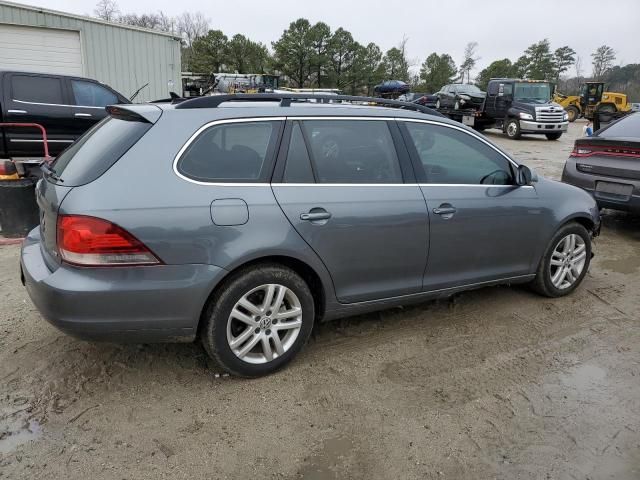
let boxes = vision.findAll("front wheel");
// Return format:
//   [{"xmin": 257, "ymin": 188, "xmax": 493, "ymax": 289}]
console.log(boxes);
[
  {"xmin": 530, "ymin": 222, "xmax": 592, "ymax": 297},
  {"xmin": 566, "ymin": 105, "xmax": 579, "ymax": 122},
  {"xmin": 545, "ymin": 132, "xmax": 563, "ymax": 140},
  {"xmin": 201, "ymin": 264, "xmax": 315, "ymax": 377},
  {"xmin": 505, "ymin": 118, "xmax": 521, "ymax": 139}
]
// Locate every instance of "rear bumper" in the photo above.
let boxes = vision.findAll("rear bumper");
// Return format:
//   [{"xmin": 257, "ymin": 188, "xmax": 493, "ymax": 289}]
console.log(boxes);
[
  {"xmin": 520, "ymin": 120, "xmax": 568, "ymax": 133},
  {"xmin": 561, "ymin": 161, "xmax": 640, "ymax": 214},
  {"xmin": 20, "ymin": 227, "xmax": 227, "ymax": 343}
]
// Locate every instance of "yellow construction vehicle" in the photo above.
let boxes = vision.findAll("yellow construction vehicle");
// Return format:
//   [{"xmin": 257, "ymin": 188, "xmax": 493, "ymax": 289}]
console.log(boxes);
[{"xmin": 554, "ymin": 81, "xmax": 631, "ymax": 122}]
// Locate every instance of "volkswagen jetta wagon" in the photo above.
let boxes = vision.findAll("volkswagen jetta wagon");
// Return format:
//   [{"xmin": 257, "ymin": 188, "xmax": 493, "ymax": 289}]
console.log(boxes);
[{"xmin": 21, "ymin": 94, "xmax": 600, "ymax": 377}]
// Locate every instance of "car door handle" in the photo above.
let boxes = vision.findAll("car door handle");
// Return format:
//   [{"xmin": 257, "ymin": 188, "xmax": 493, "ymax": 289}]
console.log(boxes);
[
  {"xmin": 300, "ymin": 211, "xmax": 332, "ymax": 221},
  {"xmin": 8, "ymin": 109, "xmax": 27, "ymax": 114},
  {"xmin": 74, "ymin": 113, "xmax": 92, "ymax": 117},
  {"xmin": 433, "ymin": 206, "xmax": 457, "ymax": 215}
]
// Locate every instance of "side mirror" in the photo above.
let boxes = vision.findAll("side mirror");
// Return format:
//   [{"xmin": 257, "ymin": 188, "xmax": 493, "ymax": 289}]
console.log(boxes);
[{"xmin": 517, "ymin": 164, "xmax": 538, "ymax": 185}]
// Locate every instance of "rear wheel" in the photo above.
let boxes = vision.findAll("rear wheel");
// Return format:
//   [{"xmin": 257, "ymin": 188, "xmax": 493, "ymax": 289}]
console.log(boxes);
[
  {"xmin": 566, "ymin": 105, "xmax": 579, "ymax": 122},
  {"xmin": 505, "ymin": 118, "xmax": 521, "ymax": 139},
  {"xmin": 201, "ymin": 264, "xmax": 315, "ymax": 377},
  {"xmin": 545, "ymin": 132, "xmax": 563, "ymax": 140},
  {"xmin": 530, "ymin": 222, "xmax": 591, "ymax": 297}
]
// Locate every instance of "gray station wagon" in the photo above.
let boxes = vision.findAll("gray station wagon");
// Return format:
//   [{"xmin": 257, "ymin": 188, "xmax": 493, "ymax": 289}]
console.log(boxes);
[{"xmin": 20, "ymin": 94, "xmax": 601, "ymax": 377}]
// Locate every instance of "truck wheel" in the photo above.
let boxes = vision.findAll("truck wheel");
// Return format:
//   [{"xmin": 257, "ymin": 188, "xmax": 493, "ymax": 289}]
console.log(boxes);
[
  {"xmin": 505, "ymin": 119, "xmax": 521, "ymax": 139},
  {"xmin": 545, "ymin": 133, "xmax": 562, "ymax": 140},
  {"xmin": 566, "ymin": 106, "xmax": 579, "ymax": 122}
]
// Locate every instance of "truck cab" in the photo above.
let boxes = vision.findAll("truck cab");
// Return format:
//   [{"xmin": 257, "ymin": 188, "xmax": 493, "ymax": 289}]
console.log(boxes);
[
  {"xmin": 0, "ymin": 70, "xmax": 129, "ymax": 160},
  {"xmin": 484, "ymin": 79, "xmax": 568, "ymax": 140}
]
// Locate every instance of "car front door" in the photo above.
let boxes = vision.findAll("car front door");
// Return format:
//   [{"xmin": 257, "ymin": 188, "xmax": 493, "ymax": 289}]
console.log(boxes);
[
  {"xmin": 2, "ymin": 72, "xmax": 74, "ymax": 156},
  {"xmin": 272, "ymin": 118, "xmax": 429, "ymax": 303},
  {"xmin": 67, "ymin": 79, "xmax": 123, "ymax": 138},
  {"xmin": 399, "ymin": 119, "xmax": 543, "ymax": 291}
]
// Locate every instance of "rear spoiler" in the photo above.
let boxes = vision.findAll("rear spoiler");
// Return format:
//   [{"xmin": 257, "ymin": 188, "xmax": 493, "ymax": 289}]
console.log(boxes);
[{"xmin": 106, "ymin": 104, "xmax": 163, "ymax": 124}]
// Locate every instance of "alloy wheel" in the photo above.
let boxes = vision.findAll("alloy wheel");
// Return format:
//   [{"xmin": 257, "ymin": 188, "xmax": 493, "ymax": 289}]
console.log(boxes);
[
  {"xmin": 549, "ymin": 234, "xmax": 587, "ymax": 289},
  {"xmin": 226, "ymin": 284, "xmax": 303, "ymax": 364}
]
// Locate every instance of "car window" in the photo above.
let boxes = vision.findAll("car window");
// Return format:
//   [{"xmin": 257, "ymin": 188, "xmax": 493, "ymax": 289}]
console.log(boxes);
[
  {"xmin": 487, "ymin": 82, "xmax": 499, "ymax": 96},
  {"xmin": 404, "ymin": 122, "xmax": 514, "ymax": 185},
  {"xmin": 300, "ymin": 120, "xmax": 403, "ymax": 184},
  {"xmin": 599, "ymin": 112, "xmax": 640, "ymax": 137},
  {"xmin": 11, "ymin": 75, "xmax": 64, "ymax": 104},
  {"xmin": 283, "ymin": 123, "xmax": 315, "ymax": 183},
  {"xmin": 178, "ymin": 121, "xmax": 279, "ymax": 182},
  {"xmin": 71, "ymin": 80, "xmax": 118, "ymax": 107}
]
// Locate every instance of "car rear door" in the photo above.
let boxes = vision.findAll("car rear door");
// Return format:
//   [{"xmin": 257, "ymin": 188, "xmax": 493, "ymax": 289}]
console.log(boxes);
[
  {"xmin": 2, "ymin": 72, "xmax": 75, "ymax": 156},
  {"xmin": 67, "ymin": 78, "xmax": 124, "ymax": 138},
  {"xmin": 271, "ymin": 118, "xmax": 429, "ymax": 303},
  {"xmin": 399, "ymin": 119, "xmax": 543, "ymax": 291}
]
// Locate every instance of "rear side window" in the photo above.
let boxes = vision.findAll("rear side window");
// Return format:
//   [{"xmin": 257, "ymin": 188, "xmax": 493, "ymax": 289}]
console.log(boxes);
[
  {"xmin": 177, "ymin": 121, "xmax": 280, "ymax": 182},
  {"xmin": 52, "ymin": 117, "xmax": 151, "ymax": 186},
  {"xmin": 11, "ymin": 75, "xmax": 64, "ymax": 104},
  {"xmin": 598, "ymin": 113, "xmax": 640, "ymax": 137},
  {"xmin": 404, "ymin": 122, "xmax": 513, "ymax": 185},
  {"xmin": 72, "ymin": 80, "xmax": 118, "ymax": 107},
  {"xmin": 300, "ymin": 120, "xmax": 403, "ymax": 184}
]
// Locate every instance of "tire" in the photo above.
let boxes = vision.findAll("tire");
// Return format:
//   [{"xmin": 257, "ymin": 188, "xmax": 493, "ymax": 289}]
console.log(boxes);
[
  {"xmin": 545, "ymin": 132, "xmax": 563, "ymax": 140},
  {"xmin": 505, "ymin": 118, "xmax": 521, "ymax": 139},
  {"xmin": 201, "ymin": 264, "xmax": 315, "ymax": 377},
  {"xmin": 530, "ymin": 222, "xmax": 592, "ymax": 298},
  {"xmin": 566, "ymin": 105, "xmax": 579, "ymax": 122}
]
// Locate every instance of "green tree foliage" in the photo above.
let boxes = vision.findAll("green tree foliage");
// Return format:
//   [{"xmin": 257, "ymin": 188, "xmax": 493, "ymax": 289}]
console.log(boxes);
[
  {"xmin": 476, "ymin": 59, "xmax": 517, "ymax": 90},
  {"xmin": 327, "ymin": 28, "xmax": 360, "ymax": 88},
  {"xmin": 553, "ymin": 46, "xmax": 576, "ymax": 80},
  {"xmin": 309, "ymin": 22, "xmax": 332, "ymax": 87},
  {"xmin": 383, "ymin": 47, "xmax": 410, "ymax": 82},
  {"xmin": 191, "ymin": 30, "xmax": 229, "ymax": 73},
  {"xmin": 592, "ymin": 45, "xmax": 616, "ymax": 80},
  {"xmin": 272, "ymin": 18, "xmax": 314, "ymax": 87},
  {"xmin": 515, "ymin": 39, "xmax": 555, "ymax": 80},
  {"xmin": 418, "ymin": 53, "xmax": 457, "ymax": 92}
]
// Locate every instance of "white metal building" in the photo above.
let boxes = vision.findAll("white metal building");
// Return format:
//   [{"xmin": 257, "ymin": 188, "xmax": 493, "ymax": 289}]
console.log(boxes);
[{"xmin": 0, "ymin": 1, "xmax": 182, "ymax": 102}]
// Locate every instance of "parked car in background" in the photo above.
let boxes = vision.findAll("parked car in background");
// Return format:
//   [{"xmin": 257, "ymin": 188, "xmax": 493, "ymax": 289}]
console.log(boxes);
[
  {"xmin": 562, "ymin": 112, "xmax": 640, "ymax": 214},
  {"xmin": 0, "ymin": 70, "xmax": 129, "ymax": 159},
  {"xmin": 630, "ymin": 103, "xmax": 640, "ymax": 112},
  {"xmin": 435, "ymin": 84, "xmax": 486, "ymax": 110},
  {"xmin": 21, "ymin": 93, "xmax": 600, "ymax": 377},
  {"xmin": 374, "ymin": 80, "xmax": 410, "ymax": 96},
  {"xmin": 398, "ymin": 92, "xmax": 438, "ymax": 108}
]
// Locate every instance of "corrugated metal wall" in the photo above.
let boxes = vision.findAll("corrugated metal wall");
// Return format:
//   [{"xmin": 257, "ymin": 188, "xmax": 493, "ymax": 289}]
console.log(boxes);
[{"xmin": 0, "ymin": 1, "xmax": 181, "ymax": 102}]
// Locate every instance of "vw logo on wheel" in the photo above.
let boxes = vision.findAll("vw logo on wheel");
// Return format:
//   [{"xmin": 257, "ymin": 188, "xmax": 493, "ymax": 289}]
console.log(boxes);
[{"xmin": 259, "ymin": 317, "xmax": 272, "ymax": 329}]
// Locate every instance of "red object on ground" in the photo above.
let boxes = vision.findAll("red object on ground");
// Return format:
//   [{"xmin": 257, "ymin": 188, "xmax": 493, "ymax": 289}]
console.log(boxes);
[{"xmin": 0, "ymin": 122, "xmax": 52, "ymax": 160}]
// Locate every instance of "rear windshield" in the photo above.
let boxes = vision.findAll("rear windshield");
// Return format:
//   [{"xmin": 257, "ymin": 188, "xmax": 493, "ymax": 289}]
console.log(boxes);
[
  {"xmin": 598, "ymin": 112, "xmax": 640, "ymax": 138},
  {"xmin": 52, "ymin": 117, "xmax": 151, "ymax": 186}
]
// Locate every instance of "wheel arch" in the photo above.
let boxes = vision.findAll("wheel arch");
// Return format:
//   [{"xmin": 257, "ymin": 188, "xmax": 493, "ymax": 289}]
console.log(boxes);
[{"xmin": 196, "ymin": 254, "xmax": 329, "ymax": 336}]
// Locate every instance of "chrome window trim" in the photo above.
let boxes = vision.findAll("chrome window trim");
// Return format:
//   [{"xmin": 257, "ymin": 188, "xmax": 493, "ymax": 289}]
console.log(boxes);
[
  {"xmin": 12, "ymin": 99, "xmax": 106, "ymax": 110},
  {"xmin": 172, "ymin": 115, "xmax": 526, "ymax": 187},
  {"xmin": 10, "ymin": 139, "xmax": 74, "ymax": 143}
]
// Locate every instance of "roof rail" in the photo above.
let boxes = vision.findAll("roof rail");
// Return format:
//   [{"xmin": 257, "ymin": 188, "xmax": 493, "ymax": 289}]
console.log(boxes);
[{"xmin": 174, "ymin": 93, "xmax": 443, "ymax": 116}]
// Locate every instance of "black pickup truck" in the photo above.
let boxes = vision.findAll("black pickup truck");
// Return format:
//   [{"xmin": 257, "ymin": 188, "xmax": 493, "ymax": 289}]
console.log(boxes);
[
  {"xmin": 438, "ymin": 78, "xmax": 569, "ymax": 140},
  {"xmin": 0, "ymin": 70, "xmax": 128, "ymax": 159}
]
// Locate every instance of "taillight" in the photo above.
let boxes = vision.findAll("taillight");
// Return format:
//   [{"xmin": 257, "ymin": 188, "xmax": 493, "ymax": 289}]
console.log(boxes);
[
  {"xmin": 571, "ymin": 143, "xmax": 640, "ymax": 158},
  {"xmin": 0, "ymin": 160, "xmax": 18, "ymax": 176},
  {"xmin": 57, "ymin": 215, "xmax": 161, "ymax": 266}
]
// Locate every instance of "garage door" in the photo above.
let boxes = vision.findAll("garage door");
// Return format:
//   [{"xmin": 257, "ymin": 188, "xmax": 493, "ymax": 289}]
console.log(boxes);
[{"xmin": 0, "ymin": 24, "xmax": 83, "ymax": 76}]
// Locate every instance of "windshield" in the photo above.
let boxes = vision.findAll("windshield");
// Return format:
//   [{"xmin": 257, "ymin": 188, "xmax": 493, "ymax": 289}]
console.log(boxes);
[
  {"xmin": 457, "ymin": 84, "xmax": 482, "ymax": 94},
  {"xmin": 514, "ymin": 82, "xmax": 551, "ymax": 104}
]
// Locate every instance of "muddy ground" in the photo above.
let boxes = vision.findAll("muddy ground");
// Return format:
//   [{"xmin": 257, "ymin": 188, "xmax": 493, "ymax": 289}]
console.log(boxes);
[{"xmin": 1, "ymin": 121, "xmax": 639, "ymax": 479}]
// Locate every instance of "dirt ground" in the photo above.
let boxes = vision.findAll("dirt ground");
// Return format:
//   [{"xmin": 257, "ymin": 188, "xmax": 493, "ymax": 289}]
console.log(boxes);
[{"xmin": 1, "ymin": 121, "xmax": 639, "ymax": 479}]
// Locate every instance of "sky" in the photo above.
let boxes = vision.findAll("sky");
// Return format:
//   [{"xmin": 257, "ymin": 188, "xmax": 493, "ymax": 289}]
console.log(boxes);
[{"xmin": 18, "ymin": 0, "xmax": 640, "ymax": 77}]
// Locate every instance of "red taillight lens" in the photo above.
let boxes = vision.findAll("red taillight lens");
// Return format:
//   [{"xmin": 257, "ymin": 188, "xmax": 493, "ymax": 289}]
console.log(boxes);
[
  {"xmin": 0, "ymin": 160, "xmax": 18, "ymax": 176},
  {"xmin": 571, "ymin": 143, "xmax": 640, "ymax": 158},
  {"xmin": 57, "ymin": 215, "xmax": 161, "ymax": 266}
]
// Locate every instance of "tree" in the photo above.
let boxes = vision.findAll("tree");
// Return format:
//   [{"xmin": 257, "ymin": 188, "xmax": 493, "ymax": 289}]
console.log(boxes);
[
  {"xmin": 176, "ymin": 12, "xmax": 208, "ymax": 47},
  {"xmin": 226, "ymin": 34, "xmax": 254, "ymax": 73},
  {"xmin": 476, "ymin": 58, "xmax": 516, "ymax": 90},
  {"xmin": 119, "ymin": 12, "xmax": 173, "ymax": 32},
  {"xmin": 191, "ymin": 30, "xmax": 229, "ymax": 73},
  {"xmin": 309, "ymin": 22, "xmax": 332, "ymax": 87},
  {"xmin": 459, "ymin": 41, "xmax": 479, "ymax": 84},
  {"xmin": 360, "ymin": 43, "xmax": 385, "ymax": 95},
  {"xmin": 517, "ymin": 39, "xmax": 555, "ymax": 80},
  {"xmin": 418, "ymin": 53, "xmax": 457, "ymax": 93},
  {"xmin": 327, "ymin": 28, "xmax": 359, "ymax": 88},
  {"xmin": 272, "ymin": 19, "xmax": 314, "ymax": 87},
  {"xmin": 94, "ymin": 0, "xmax": 119, "ymax": 22},
  {"xmin": 553, "ymin": 45, "xmax": 576, "ymax": 80},
  {"xmin": 592, "ymin": 45, "xmax": 616, "ymax": 80},
  {"xmin": 383, "ymin": 46, "xmax": 410, "ymax": 82}
]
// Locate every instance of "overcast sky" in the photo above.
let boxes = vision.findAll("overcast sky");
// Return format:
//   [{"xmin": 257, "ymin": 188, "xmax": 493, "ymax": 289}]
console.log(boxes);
[{"xmin": 23, "ymin": 0, "xmax": 640, "ymax": 76}]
